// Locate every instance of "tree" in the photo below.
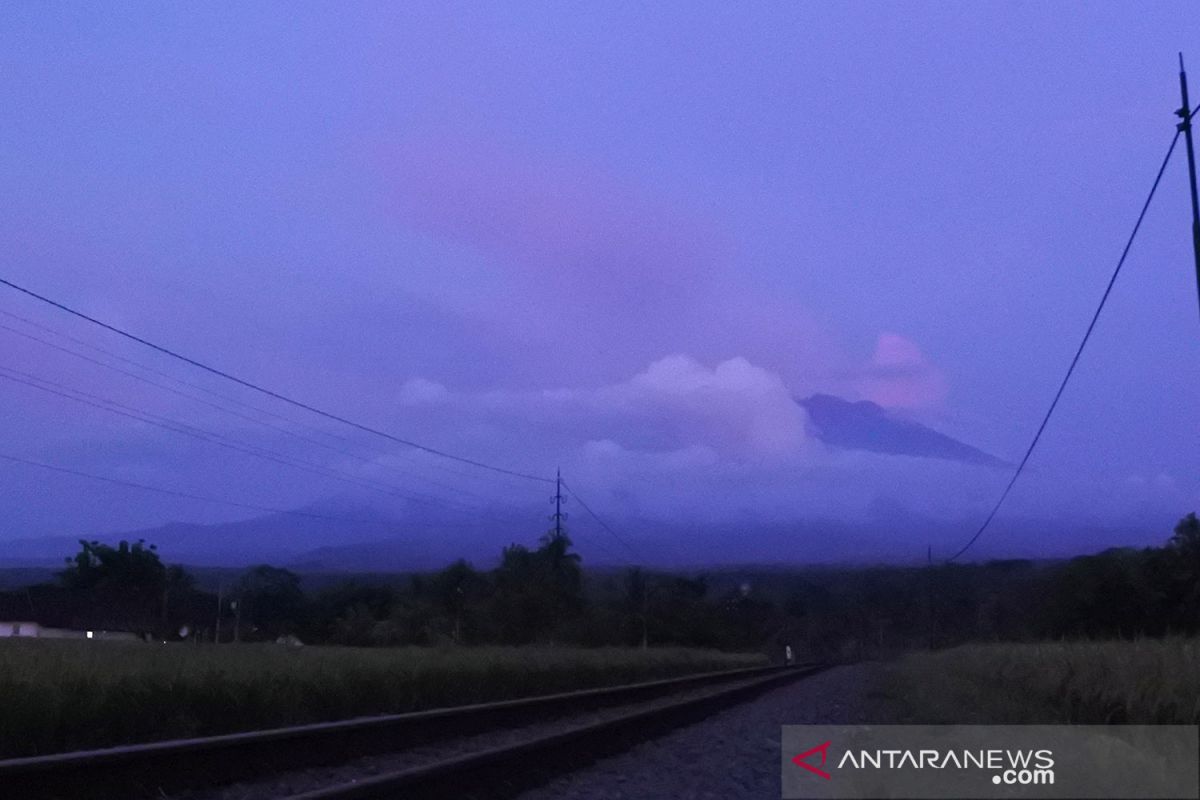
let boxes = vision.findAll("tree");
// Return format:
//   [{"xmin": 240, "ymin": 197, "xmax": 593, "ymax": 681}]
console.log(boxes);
[
  {"xmin": 1166, "ymin": 512, "xmax": 1200, "ymax": 629},
  {"xmin": 491, "ymin": 533, "xmax": 584, "ymax": 643},
  {"xmin": 60, "ymin": 539, "xmax": 169, "ymax": 631},
  {"xmin": 624, "ymin": 567, "xmax": 649, "ymax": 648},
  {"xmin": 492, "ymin": 544, "xmax": 546, "ymax": 643},
  {"xmin": 538, "ymin": 531, "xmax": 583, "ymax": 614},
  {"xmin": 643, "ymin": 574, "xmax": 713, "ymax": 647},
  {"xmin": 162, "ymin": 564, "xmax": 195, "ymax": 628},
  {"xmin": 1044, "ymin": 549, "xmax": 1161, "ymax": 638},
  {"xmin": 430, "ymin": 560, "xmax": 489, "ymax": 643},
  {"xmin": 62, "ymin": 539, "xmax": 165, "ymax": 594},
  {"xmin": 306, "ymin": 581, "xmax": 397, "ymax": 645},
  {"xmin": 234, "ymin": 565, "xmax": 305, "ymax": 640},
  {"xmin": 1169, "ymin": 513, "xmax": 1200, "ymax": 560}
]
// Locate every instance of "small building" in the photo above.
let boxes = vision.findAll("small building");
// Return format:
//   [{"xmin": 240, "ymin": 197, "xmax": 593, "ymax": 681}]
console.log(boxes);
[
  {"xmin": 0, "ymin": 621, "xmax": 39, "ymax": 638},
  {"xmin": 0, "ymin": 621, "xmax": 140, "ymax": 640},
  {"xmin": 0, "ymin": 593, "xmax": 143, "ymax": 641}
]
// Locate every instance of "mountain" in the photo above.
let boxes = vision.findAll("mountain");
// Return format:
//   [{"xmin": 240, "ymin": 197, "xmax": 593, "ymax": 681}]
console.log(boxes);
[
  {"xmin": 0, "ymin": 499, "xmax": 540, "ymax": 571},
  {"xmin": 798, "ymin": 393, "xmax": 1010, "ymax": 468},
  {"xmin": 0, "ymin": 505, "xmax": 1168, "ymax": 573}
]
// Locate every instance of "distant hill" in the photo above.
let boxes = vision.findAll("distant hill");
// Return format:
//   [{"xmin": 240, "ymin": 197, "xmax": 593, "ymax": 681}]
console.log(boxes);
[
  {"xmin": 798, "ymin": 393, "xmax": 1009, "ymax": 468},
  {"xmin": 0, "ymin": 515, "xmax": 376, "ymax": 568},
  {"xmin": 0, "ymin": 510, "xmax": 1167, "ymax": 574},
  {"xmin": 0, "ymin": 504, "xmax": 529, "ymax": 571}
]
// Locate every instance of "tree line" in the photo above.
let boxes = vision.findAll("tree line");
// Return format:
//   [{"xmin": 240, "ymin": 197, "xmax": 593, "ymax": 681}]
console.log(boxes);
[
  {"xmin": 5, "ymin": 513, "xmax": 1199, "ymax": 656},
  {"xmin": 14, "ymin": 530, "xmax": 780, "ymax": 650}
]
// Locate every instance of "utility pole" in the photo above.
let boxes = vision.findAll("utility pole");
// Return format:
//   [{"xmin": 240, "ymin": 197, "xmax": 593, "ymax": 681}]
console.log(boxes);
[
  {"xmin": 924, "ymin": 544, "xmax": 934, "ymax": 651},
  {"xmin": 551, "ymin": 467, "xmax": 566, "ymax": 540},
  {"xmin": 630, "ymin": 567, "xmax": 649, "ymax": 650},
  {"xmin": 641, "ymin": 581, "xmax": 649, "ymax": 650},
  {"xmin": 215, "ymin": 583, "xmax": 223, "ymax": 644},
  {"xmin": 1177, "ymin": 53, "xmax": 1200, "ymax": 320}
]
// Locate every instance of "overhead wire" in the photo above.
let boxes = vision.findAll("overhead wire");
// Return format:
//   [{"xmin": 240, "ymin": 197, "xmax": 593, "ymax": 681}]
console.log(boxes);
[
  {"xmin": 559, "ymin": 478, "xmax": 642, "ymax": 561},
  {"xmin": 0, "ymin": 318, "xmax": 533, "ymax": 510},
  {"xmin": 0, "ymin": 307, "xmax": 531, "ymax": 490},
  {"xmin": 0, "ymin": 277, "xmax": 553, "ymax": 484},
  {"xmin": 0, "ymin": 307, "xmax": 366, "ymax": 449},
  {"xmin": 945, "ymin": 129, "xmax": 1182, "ymax": 561},
  {"xmin": 0, "ymin": 364, "xmax": 530, "ymax": 525},
  {"xmin": 0, "ymin": 451, "xmax": 406, "ymax": 527}
]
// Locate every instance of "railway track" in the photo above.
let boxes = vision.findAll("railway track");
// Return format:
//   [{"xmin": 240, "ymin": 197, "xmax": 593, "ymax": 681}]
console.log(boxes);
[{"xmin": 0, "ymin": 662, "xmax": 828, "ymax": 799}]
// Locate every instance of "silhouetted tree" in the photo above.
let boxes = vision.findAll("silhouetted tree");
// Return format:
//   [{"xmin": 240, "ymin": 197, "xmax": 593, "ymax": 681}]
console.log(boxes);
[
  {"xmin": 624, "ymin": 567, "xmax": 649, "ymax": 648},
  {"xmin": 1166, "ymin": 512, "xmax": 1200, "ymax": 629},
  {"xmin": 491, "ymin": 533, "xmax": 584, "ymax": 643},
  {"xmin": 60, "ymin": 539, "xmax": 169, "ymax": 631},
  {"xmin": 235, "ymin": 565, "xmax": 304, "ymax": 639},
  {"xmin": 162, "ymin": 564, "xmax": 194, "ymax": 628},
  {"xmin": 305, "ymin": 581, "xmax": 398, "ymax": 645},
  {"xmin": 431, "ymin": 560, "xmax": 489, "ymax": 643}
]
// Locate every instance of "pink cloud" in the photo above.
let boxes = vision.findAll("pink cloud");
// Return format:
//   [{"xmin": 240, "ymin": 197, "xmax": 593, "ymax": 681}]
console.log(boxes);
[
  {"xmin": 386, "ymin": 137, "xmax": 725, "ymax": 311},
  {"xmin": 381, "ymin": 137, "xmax": 944, "ymax": 416},
  {"xmin": 853, "ymin": 332, "xmax": 947, "ymax": 409}
]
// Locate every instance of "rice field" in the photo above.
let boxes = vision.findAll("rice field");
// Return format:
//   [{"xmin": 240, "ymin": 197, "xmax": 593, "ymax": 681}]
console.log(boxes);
[
  {"xmin": 0, "ymin": 640, "xmax": 764, "ymax": 758},
  {"xmin": 882, "ymin": 638, "xmax": 1200, "ymax": 724}
]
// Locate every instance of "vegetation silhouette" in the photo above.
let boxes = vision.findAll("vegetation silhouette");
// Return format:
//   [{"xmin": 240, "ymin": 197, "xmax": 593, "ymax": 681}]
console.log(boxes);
[{"xmin": 6, "ymin": 512, "xmax": 1198, "ymax": 655}]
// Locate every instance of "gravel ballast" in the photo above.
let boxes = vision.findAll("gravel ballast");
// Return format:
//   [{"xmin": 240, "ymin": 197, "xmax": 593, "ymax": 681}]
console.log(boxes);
[{"xmin": 519, "ymin": 663, "xmax": 883, "ymax": 800}]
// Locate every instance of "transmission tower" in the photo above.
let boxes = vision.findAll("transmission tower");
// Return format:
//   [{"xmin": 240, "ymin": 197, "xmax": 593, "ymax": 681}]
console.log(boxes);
[{"xmin": 549, "ymin": 467, "xmax": 567, "ymax": 540}]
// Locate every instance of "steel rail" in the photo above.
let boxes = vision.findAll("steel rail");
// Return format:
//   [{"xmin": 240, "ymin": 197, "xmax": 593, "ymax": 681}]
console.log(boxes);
[
  {"xmin": 0, "ymin": 662, "xmax": 819, "ymax": 799},
  {"xmin": 293, "ymin": 663, "xmax": 828, "ymax": 799}
]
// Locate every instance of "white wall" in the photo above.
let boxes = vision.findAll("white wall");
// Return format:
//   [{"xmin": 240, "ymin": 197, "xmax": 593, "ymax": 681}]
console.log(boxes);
[
  {"xmin": 0, "ymin": 623, "xmax": 141, "ymax": 640},
  {"xmin": 0, "ymin": 621, "xmax": 40, "ymax": 637}
]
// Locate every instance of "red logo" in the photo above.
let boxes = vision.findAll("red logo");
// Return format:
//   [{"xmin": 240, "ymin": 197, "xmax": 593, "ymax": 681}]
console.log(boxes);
[{"xmin": 792, "ymin": 740, "xmax": 833, "ymax": 780}]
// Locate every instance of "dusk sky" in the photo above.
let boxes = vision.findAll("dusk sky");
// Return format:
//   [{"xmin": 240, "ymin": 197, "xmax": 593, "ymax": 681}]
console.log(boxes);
[{"xmin": 1, "ymin": 3, "xmax": 1198, "ymax": 564}]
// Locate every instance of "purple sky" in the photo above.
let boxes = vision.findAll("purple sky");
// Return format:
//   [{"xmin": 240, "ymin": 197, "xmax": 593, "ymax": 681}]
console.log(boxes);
[{"xmin": 1, "ymin": 3, "xmax": 1198, "ymax": 563}]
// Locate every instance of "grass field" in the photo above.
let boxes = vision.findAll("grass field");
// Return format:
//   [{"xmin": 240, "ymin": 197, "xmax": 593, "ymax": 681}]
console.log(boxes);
[
  {"xmin": 881, "ymin": 638, "xmax": 1200, "ymax": 724},
  {"xmin": 0, "ymin": 640, "xmax": 764, "ymax": 758}
]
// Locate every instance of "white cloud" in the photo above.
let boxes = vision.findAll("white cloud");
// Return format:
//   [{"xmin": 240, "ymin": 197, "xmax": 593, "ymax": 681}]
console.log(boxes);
[{"xmin": 455, "ymin": 354, "xmax": 814, "ymax": 461}]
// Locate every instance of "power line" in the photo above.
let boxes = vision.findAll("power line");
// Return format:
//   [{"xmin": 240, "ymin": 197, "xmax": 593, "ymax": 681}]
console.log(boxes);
[
  {"xmin": 0, "ymin": 308, "xmax": 546, "ymax": 490},
  {"xmin": 0, "ymin": 364, "xmax": 529, "ymax": 525},
  {"xmin": 550, "ymin": 483, "xmax": 629, "ymax": 565},
  {"xmin": 0, "ymin": 307, "xmax": 367, "ymax": 450},
  {"xmin": 0, "ymin": 278, "xmax": 553, "ymax": 484},
  {"xmin": 559, "ymin": 478, "xmax": 641, "ymax": 560},
  {"xmin": 0, "ymin": 366, "xmax": 450, "ymax": 512},
  {"xmin": 945, "ymin": 129, "xmax": 1181, "ymax": 562},
  {"xmin": 0, "ymin": 319, "xmax": 533, "ymax": 509},
  {"xmin": 0, "ymin": 451, "xmax": 403, "ymax": 527}
]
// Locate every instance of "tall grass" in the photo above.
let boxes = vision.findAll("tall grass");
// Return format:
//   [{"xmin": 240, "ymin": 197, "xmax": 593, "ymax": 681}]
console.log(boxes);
[
  {"xmin": 0, "ymin": 641, "xmax": 763, "ymax": 758},
  {"xmin": 883, "ymin": 638, "xmax": 1200, "ymax": 724}
]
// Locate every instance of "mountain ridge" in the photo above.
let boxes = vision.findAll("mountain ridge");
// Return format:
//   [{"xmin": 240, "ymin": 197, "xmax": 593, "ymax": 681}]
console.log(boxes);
[{"xmin": 798, "ymin": 393, "xmax": 1010, "ymax": 468}]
